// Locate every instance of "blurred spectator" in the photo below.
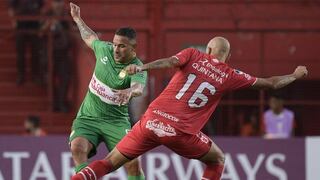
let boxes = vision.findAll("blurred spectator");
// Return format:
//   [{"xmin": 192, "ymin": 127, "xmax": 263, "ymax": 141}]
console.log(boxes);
[
  {"xmin": 240, "ymin": 112, "xmax": 259, "ymax": 137},
  {"xmin": 24, "ymin": 115, "xmax": 47, "ymax": 136},
  {"xmin": 8, "ymin": 0, "xmax": 44, "ymax": 85},
  {"xmin": 262, "ymin": 93, "xmax": 295, "ymax": 139},
  {"xmin": 41, "ymin": 0, "xmax": 72, "ymax": 112}
]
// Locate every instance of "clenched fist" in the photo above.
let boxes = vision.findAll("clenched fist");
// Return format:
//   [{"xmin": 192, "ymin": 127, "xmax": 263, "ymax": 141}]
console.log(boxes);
[
  {"xmin": 293, "ymin": 66, "xmax": 308, "ymax": 79},
  {"xmin": 70, "ymin": 2, "xmax": 81, "ymax": 22},
  {"xmin": 124, "ymin": 64, "xmax": 143, "ymax": 75}
]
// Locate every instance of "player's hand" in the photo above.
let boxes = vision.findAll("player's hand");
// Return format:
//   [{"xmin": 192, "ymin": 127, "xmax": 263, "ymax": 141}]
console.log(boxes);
[
  {"xmin": 293, "ymin": 66, "xmax": 308, "ymax": 79},
  {"xmin": 125, "ymin": 64, "xmax": 143, "ymax": 75},
  {"xmin": 113, "ymin": 88, "xmax": 132, "ymax": 106},
  {"xmin": 70, "ymin": 2, "xmax": 81, "ymax": 22}
]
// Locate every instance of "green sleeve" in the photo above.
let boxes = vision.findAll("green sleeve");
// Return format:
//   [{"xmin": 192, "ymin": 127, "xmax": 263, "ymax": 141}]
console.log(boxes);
[{"xmin": 91, "ymin": 40, "xmax": 113, "ymax": 56}]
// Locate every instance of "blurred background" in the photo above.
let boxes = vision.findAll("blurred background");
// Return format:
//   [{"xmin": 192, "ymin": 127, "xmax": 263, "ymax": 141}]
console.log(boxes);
[{"xmin": 0, "ymin": 0, "xmax": 320, "ymax": 179}]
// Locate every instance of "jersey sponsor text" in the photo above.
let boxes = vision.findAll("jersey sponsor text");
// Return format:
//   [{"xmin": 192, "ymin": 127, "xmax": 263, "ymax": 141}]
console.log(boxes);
[
  {"xmin": 152, "ymin": 109, "xmax": 179, "ymax": 122},
  {"xmin": 89, "ymin": 74, "xmax": 118, "ymax": 105},
  {"xmin": 146, "ymin": 119, "xmax": 177, "ymax": 137}
]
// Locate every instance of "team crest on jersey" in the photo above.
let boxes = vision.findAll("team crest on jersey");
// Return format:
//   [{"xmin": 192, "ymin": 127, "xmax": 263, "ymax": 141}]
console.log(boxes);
[
  {"xmin": 100, "ymin": 56, "xmax": 109, "ymax": 64},
  {"xmin": 234, "ymin": 69, "xmax": 244, "ymax": 75},
  {"xmin": 146, "ymin": 119, "xmax": 176, "ymax": 137}
]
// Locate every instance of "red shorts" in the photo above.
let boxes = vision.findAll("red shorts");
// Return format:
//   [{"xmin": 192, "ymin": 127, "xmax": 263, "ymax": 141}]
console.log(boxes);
[{"xmin": 116, "ymin": 112, "xmax": 212, "ymax": 159}]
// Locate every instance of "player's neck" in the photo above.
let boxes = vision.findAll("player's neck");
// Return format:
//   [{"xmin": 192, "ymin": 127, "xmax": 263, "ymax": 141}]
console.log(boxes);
[
  {"xmin": 116, "ymin": 55, "xmax": 136, "ymax": 64},
  {"xmin": 272, "ymin": 108, "xmax": 283, "ymax": 115}
]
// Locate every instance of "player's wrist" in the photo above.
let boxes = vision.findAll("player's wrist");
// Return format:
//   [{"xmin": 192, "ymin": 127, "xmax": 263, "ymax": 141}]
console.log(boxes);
[
  {"xmin": 292, "ymin": 73, "xmax": 299, "ymax": 79},
  {"xmin": 141, "ymin": 65, "xmax": 147, "ymax": 71},
  {"xmin": 73, "ymin": 17, "xmax": 81, "ymax": 23}
]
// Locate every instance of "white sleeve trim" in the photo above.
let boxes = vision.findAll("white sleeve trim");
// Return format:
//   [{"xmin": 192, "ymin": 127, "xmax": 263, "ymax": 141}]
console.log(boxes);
[{"xmin": 251, "ymin": 77, "xmax": 258, "ymax": 86}]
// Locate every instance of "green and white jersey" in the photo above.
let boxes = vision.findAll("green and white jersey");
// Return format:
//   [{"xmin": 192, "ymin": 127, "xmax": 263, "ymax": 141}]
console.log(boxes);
[{"xmin": 76, "ymin": 40, "xmax": 147, "ymax": 122}]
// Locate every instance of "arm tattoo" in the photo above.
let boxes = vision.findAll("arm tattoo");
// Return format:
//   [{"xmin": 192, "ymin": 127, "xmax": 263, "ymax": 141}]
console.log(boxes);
[
  {"xmin": 273, "ymin": 75, "xmax": 296, "ymax": 89},
  {"xmin": 145, "ymin": 58, "xmax": 176, "ymax": 70},
  {"xmin": 76, "ymin": 19, "xmax": 97, "ymax": 40}
]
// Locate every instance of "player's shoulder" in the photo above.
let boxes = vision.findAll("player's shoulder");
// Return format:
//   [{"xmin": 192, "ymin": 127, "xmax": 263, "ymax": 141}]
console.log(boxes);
[
  {"xmin": 131, "ymin": 57, "xmax": 144, "ymax": 66},
  {"xmin": 104, "ymin": 41, "xmax": 112, "ymax": 46},
  {"xmin": 264, "ymin": 109, "xmax": 273, "ymax": 116},
  {"xmin": 214, "ymin": 62, "xmax": 234, "ymax": 78},
  {"xmin": 227, "ymin": 66, "xmax": 255, "ymax": 80},
  {"xmin": 101, "ymin": 41, "xmax": 114, "ymax": 52},
  {"xmin": 284, "ymin": 108, "xmax": 294, "ymax": 116},
  {"xmin": 177, "ymin": 47, "xmax": 200, "ymax": 55},
  {"xmin": 187, "ymin": 47, "xmax": 202, "ymax": 54},
  {"xmin": 104, "ymin": 41, "xmax": 113, "ymax": 49},
  {"xmin": 94, "ymin": 40, "xmax": 112, "ymax": 48}
]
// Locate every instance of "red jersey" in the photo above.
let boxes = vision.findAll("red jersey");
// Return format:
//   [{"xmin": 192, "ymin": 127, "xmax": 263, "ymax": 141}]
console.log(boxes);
[{"xmin": 147, "ymin": 48, "xmax": 257, "ymax": 134}]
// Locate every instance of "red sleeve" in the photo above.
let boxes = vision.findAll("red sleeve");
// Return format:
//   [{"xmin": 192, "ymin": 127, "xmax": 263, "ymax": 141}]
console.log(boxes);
[
  {"xmin": 225, "ymin": 68, "xmax": 257, "ymax": 90},
  {"xmin": 172, "ymin": 48, "xmax": 195, "ymax": 66}
]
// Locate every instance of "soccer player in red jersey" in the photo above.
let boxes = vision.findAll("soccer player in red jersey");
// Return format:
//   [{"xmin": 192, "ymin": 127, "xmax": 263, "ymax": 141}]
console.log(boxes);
[{"xmin": 72, "ymin": 37, "xmax": 308, "ymax": 180}]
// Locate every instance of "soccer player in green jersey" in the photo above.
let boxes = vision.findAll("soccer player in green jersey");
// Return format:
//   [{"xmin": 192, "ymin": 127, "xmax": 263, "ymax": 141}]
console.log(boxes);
[{"xmin": 69, "ymin": 3, "xmax": 146, "ymax": 179}]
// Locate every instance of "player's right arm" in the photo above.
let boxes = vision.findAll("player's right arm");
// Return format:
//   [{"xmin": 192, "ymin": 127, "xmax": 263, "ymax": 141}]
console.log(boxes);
[
  {"xmin": 124, "ymin": 57, "xmax": 179, "ymax": 75},
  {"xmin": 124, "ymin": 48, "xmax": 194, "ymax": 74},
  {"xmin": 252, "ymin": 66, "xmax": 308, "ymax": 89},
  {"xmin": 70, "ymin": 2, "xmax": 98, "ymax": 49},
  {"xmin": 142, "ymin": 57, "xmax": 181, "ymax": 70},
  {"xmin": 141, "ymin": 48, "xmax": 195, "ymax": 70}
]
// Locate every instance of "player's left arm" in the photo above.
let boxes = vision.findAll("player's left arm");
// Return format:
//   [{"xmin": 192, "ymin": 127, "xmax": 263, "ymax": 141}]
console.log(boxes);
[
  {"xmin": 125, "ymin": 48, "xmax": 194, "ymax": 75},
  {"xmin": 142, "ymin": 57, "xmax": 181, "ymax": 70},
  {"xmin": 252, "ymin": 66, "xmax": 308, "ymax": 89}
]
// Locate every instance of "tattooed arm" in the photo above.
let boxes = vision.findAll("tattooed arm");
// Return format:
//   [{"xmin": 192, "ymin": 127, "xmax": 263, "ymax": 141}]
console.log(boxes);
[
  {"xmin": 252, "ymin": 66, "xmax": 308, "ymax": 89},
  {"xmin": 70, "ymin": 2, "xmax": 98, "ymax": 49},
  {"xmin": 141, "ymin": 57, "xmax": 180, "ymax": 70},
  {"xmin": 124, "ymin": 57, "xmax": 180, "ymax": 75}
]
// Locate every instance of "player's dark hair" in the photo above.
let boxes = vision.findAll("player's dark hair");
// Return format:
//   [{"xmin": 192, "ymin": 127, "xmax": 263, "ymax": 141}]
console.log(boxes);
[
  {"xmin": 115, "ymin": 27, "xmax": 136, "ymax": 41},
  {"xmin": 27, "ymin": 115, "xmax": 40, "ymax": 128}
]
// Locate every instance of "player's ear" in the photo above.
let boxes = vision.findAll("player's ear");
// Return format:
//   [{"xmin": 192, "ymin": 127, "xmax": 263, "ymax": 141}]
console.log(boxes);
[
  {"xmin": 206, "ymin": 47, "xmax": 212, "ymax": 55},
  {"xmin": 131, "ymin": 51, "xmax": 136, "ymax": 58},
  {"xmin": 129, "ymin": 39, "xmax": 137, "ymax": 49},
  {"xmin": 227, "ymin": 52, "xmax": 231, "ymax": 60}
]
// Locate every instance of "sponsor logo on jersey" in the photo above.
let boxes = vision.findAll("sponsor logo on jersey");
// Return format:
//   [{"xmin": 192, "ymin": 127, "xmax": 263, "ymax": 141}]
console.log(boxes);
[
  {"xmin": 146, "ymin": 119, "xmax": 176, "ymax": 137},
  {"xmin": 192, "ymin": 62, "xmax": 227, "ymax": 84},
  {"xmin": 191, "ymin": 58, "xmax": 229, "ymax": 84},
  {"xmin": 89, "ymin": 74, "xmax": 119, "ymax": 105},
  {"xmin": 196, "ymin": 132, "xmax": 210, "ymax": 144},
  {"xmin": 198, "ymin": 58, "xmax": 209, "ymax": 66},
  {"xmin": 152, "ymin": 109, "xmax": 179, "ymax": 122},
  {"xmin": 100, "ymin": 56, "xmax": 109, "ymax": 64}
]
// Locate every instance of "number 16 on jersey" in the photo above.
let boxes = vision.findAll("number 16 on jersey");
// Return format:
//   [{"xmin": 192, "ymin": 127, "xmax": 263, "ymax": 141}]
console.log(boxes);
[{"xmin": 175, "ymin": 74, "xmax": 216, "ymax": 108}]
